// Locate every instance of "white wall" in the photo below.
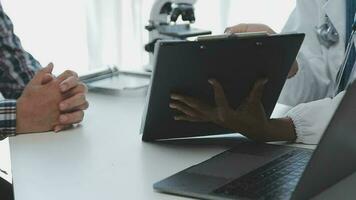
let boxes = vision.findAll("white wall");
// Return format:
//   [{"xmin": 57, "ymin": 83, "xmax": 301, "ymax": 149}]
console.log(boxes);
[
  {"xmin": 1, "ymin": 0, "xmax": 89, "ymax": 74},
  {"xmin": 194, "ymin": 0, "xmax": 296, "ymax": 34}
]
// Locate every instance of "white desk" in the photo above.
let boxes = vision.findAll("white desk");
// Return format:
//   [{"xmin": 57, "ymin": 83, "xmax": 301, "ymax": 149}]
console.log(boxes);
[
  {"xmin": 10, "ymin": 86, "xmax": 242, "ymax": 200},
  {"xmin": 9, "ymin": 76, "xmax": 355, "ymax": 200}
]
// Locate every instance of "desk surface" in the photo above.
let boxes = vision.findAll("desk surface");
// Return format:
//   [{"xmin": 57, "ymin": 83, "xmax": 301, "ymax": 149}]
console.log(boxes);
[
  {"xmin": 8, "ymin": 78, "xmax": 322, "ymax": 200},
  {"xmin": 10, "ymin": 88, "xmax": 240, "ymax": 200}
]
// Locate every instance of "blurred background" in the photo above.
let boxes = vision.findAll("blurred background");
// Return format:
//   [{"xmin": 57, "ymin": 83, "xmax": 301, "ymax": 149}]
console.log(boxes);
[{"xmin": 1, "ymin": 0, "xmax": 295, "ymax": 74}]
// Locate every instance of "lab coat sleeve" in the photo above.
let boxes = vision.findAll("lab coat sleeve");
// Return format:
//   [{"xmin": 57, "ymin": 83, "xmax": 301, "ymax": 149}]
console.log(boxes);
[
  {"xmin": 286, "ymin": 92, "xmax": 345, "ymax": 145},
  {"xmin": 278, "ymin": 0, "xmax": 335, "ymax": 106}
]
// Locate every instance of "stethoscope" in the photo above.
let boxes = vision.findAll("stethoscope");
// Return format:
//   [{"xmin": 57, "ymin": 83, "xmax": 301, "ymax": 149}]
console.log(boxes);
[
  {"xmin": 316, "ymin": 15, "xmax": 340, "ymax": 48},
  {"xmin": 316, "ymin": 14, "xmax": 356, "ymax": 94},
  {"xmin": 335, "ymin": 15, "xmax": 356, "ymax": 93}
]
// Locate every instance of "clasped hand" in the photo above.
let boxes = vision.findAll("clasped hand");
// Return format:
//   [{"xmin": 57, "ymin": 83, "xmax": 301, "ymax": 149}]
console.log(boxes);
[{"xmin": 16, "ymin": 63, "xmax": 89, "ymax": 134}]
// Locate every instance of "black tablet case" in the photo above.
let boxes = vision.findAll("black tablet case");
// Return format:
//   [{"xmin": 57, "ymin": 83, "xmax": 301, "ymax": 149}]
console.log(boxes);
[{"xmin": 141, "ymin": 34, "xmax": 305, "ymax": 141}]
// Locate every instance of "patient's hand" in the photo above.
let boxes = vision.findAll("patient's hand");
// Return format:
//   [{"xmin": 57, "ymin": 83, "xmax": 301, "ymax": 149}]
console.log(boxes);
[
  {"xmin": 53, "ymin": 69, "xmax": 89, "ymax": 132},
  {"xmin": 16, "ymin": 63, "xmax": 89, "ymax": 134},
  {"xmin": 170, "ymin": 79, "xmax": 270, "ymax": 141},
  {"xmin": 225, "ymin": 23, "xmax": 276, "ymax": 34},
  {"xmin": 16, "ymin": 65, "xmax": 64, "ymax": 134}
]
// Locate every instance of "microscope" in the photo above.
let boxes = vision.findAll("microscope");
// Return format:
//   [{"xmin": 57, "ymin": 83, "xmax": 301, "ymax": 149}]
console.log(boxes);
[{"xmin": 144, "ymin": 0, "xmax": 211, "ymax": 71}]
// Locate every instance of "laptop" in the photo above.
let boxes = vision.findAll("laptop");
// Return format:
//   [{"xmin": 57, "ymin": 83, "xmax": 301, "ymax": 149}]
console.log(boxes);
[
  {"xmin": 141, "ymin": 33, "xmax": 305, "ymax": 141},
  {"xmin": 153, "ymin": 82, "xmax": 356, "ymax": 200}
]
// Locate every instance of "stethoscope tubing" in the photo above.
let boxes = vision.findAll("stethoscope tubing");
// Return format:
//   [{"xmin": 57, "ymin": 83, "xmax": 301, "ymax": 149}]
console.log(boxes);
[{"xmin": 335, "ymin": 29, "xmax": 356, "ymax": 93}]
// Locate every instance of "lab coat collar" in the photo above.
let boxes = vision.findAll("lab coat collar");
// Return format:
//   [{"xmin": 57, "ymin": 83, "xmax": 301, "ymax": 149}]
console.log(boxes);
[{"xmin": 324, "ymin": 0, "xmax": 346, "ymax": 37}]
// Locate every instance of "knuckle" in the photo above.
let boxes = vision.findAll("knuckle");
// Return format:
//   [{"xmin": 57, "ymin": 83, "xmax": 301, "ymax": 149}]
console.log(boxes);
[
  {"xmin": 65, "ymin": 70, "xmax": 78, "ymax": 78},
  {"xmin": 64, "ymin": 70, "xmax": 72, "ymax": 76},
  {"xmin": 73, "ymin": 71, "xmax": 79, "ymax": 78},
  {"xmin": 71, "ymin": 75, "xmax": 79, "ymax": 82}
]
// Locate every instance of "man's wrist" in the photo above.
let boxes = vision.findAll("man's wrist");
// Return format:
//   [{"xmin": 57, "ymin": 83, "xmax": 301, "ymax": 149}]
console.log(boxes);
[{"xmin": 16, "ymin": 96, "xmax": 29, "ymax": 134}]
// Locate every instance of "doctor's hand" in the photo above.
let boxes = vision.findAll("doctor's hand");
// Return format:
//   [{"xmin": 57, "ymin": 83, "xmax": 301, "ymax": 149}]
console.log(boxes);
[
  {"xmin": 170, "ymin": 79, "xmax": 269, "ymax": 141},
  {"xmin": 170, "ymin": 79, "xmax": 297, "ymax": 142},
  {"xmin": 225, "ymin": 23, "xmax": 276, "ymax": 35},
  {"xmin": 225, "ymin": 24, "xmax": 298, "ymax": 78}
]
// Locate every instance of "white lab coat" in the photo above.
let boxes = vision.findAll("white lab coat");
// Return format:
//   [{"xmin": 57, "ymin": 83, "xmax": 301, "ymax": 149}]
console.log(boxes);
[{"xmin": 277, "ymin": 0, "xmax": 354, "ymax": 144}]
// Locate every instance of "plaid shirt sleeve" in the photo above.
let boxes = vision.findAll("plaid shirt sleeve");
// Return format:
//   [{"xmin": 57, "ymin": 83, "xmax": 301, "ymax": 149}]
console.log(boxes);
[
  {"xmin": 0, "ymin": 3, "xmax": 42, "ymax": 139},
  {"xmin": 0, "ymin": 100, "xmax": 16, "ymax": 140}
]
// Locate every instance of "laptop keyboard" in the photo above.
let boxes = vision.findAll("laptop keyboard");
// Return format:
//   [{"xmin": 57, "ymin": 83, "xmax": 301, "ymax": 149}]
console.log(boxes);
[{"xmin": 213, "ymin": 149, "xmax": 313, "ymax": 200}]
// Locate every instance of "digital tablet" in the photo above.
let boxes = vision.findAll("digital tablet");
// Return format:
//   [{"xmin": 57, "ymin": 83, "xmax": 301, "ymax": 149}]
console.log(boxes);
[{"xmin": 141, "ymin": 33, "xmax": 305, "ymax": 141}]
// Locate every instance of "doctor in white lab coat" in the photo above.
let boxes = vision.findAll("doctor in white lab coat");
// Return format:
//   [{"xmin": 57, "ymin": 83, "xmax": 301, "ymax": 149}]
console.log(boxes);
[
  {"xmin": 169, "ymin": 0, "xmax": 355, "ymax": 145},
  {"xmin": 279, "ymin": 0, "xmax": 354, "ymax": 144}
]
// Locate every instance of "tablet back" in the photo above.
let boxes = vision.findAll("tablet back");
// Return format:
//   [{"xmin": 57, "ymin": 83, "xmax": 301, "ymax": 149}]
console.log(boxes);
[{"xmin": 141, "ymin": 33, "xmax": 305, "ymax": 141}]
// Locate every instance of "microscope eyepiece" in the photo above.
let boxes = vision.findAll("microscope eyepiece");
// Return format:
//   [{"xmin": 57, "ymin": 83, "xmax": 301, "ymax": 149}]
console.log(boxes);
[
  {"xmin": 170, "ymin": 8, "xmax": 181, "ymax": 22},
  {"xmin": 182, "ymin": 9, "xmax": 195, "ymax": 23},
  {"xmin": 170, "ymin": 3, "xmax": 196, "ymax": 23}
]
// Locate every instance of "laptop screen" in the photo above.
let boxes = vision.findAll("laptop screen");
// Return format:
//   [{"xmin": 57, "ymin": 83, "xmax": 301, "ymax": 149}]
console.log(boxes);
[{"xmin": 293, "ymin": 82, "xmax": 356, "ymax": 199}]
